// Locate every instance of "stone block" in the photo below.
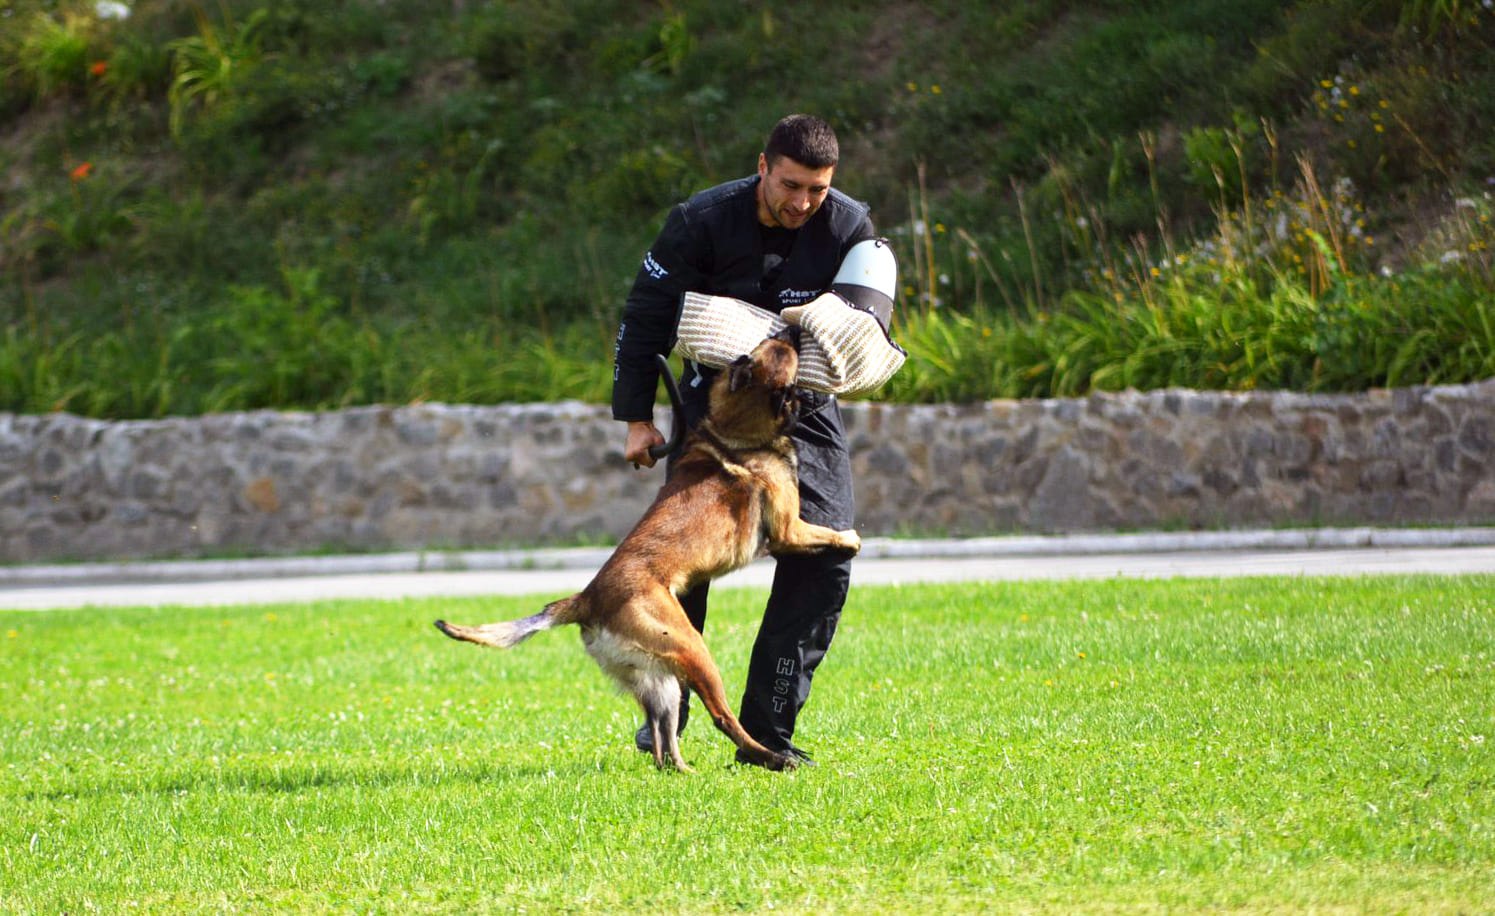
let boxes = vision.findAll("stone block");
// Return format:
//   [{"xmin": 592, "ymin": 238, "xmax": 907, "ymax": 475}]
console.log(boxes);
[{"xmin": 6, "ymin": 380, "xmax": 1495, "ymax": 562}]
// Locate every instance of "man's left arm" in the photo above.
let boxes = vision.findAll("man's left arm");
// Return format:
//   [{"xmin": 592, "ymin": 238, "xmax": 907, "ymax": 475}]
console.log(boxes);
[{"xmin": 783, "ymin": 220, "xmax": 907, "ymax": 396}]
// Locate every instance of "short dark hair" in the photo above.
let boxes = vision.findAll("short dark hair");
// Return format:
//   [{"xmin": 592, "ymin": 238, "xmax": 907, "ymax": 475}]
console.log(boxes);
[{"xmin": 763, "ymin": 114, "xmax": 839, "ymax": 170}]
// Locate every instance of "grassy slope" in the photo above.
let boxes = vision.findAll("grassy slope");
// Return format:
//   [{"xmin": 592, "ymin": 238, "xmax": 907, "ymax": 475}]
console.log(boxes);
[
  {"xmin": 1, "ymin": 1, "xmax": 1493, "ymax": 416},
  {"xmin": 3, "ymin": 577, "xmax": 1492, "ymax": 910}
]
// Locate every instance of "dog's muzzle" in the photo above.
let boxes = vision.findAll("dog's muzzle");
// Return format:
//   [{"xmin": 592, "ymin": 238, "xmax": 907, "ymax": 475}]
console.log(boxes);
[{"xmin": 769, "ymin": 323, "xmax": 803, "ymax": 351}]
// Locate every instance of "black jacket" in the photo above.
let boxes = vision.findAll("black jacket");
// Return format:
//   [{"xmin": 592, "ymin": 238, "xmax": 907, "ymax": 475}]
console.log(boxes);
[{"xmin": 611, "ymin": 174, "xmax": 875, "ymax": 421}]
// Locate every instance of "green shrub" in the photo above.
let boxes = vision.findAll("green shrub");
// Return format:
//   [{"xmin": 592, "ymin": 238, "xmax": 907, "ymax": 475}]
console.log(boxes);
[
  {"xmin": 166, "ymin": 5, "xmax": 270, "ymax": 139},
  {"xmin": 464, "ymin": 1, "xmax": 580, "ymax": 83},
  {"xmin": 97, "ymin": 34, "xmax": 173, "ymax": 104},
  {"xmin": 14, "ymin": 11, "xmax": 93, "ymax": 98}
]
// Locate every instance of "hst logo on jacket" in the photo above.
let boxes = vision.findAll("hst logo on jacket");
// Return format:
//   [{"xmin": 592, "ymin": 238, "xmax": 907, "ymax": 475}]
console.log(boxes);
[
  {"xmin": 779, "ymin": 288, "xmax": 819, "ymax": 307},
  {"xmin": 643, "ymin": 251, "xmax": 669, "ymax": 280}
]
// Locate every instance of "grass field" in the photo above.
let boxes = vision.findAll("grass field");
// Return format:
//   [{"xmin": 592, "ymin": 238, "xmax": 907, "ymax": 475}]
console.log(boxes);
[{"xmin": 2, "ymin": 577, "xmax": 1492, "ymax": 912}]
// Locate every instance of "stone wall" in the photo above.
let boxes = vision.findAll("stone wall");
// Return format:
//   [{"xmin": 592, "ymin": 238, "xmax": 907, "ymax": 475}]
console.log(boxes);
[{"xmin": 4, "ymin": 379, "xmax": 1493, "ymax": 563}]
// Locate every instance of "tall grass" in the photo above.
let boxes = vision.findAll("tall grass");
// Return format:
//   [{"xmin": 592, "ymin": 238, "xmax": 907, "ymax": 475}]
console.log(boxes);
[
  {"xmin": 882, "ymin": 147, "xmax": 1495, "ymax": 402},
  {"xmin": 0, "ymin": 270, "xmax": 618, "ymax": 418},
  {"xmin": 883, "ymin": 262, "xmax": 1495, "ymax": 402},
  {"xmin": 3, "ymin": 245, "xmax": 1491, "ymax": 416}
]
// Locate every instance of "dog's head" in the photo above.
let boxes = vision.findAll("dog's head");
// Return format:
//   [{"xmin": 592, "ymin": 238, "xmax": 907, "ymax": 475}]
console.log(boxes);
[{"xmin": 712, "ymin": 327, "xmax": 802, "ymax": 440}]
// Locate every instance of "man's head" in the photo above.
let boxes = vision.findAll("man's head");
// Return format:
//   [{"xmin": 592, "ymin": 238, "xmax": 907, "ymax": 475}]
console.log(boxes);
[
  {"xmin": 756, "ymin": 114, "xmax": 839, "ymax": 230},
  {"xmin": 763, "ymin": 114, "xmax": 839, "ymax": 170}
]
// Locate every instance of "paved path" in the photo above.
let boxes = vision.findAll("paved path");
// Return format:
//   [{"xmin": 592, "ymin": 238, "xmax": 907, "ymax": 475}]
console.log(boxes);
[{"xmin": 4, "ymin": 528, "xmax": 1494, "ymax": 611}]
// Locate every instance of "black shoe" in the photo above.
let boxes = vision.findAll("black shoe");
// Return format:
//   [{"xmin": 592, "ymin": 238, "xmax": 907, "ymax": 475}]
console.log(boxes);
[
  {"xmin": 632, "ymin": 693, "xmax": 690, "ymax": 753},
  {"xmin": 734, "ymin": 744, "xmax": 816, "ymax": 769}
]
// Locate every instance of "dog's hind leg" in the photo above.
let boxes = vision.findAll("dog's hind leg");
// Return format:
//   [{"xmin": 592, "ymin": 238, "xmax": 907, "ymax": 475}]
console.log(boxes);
[
  {"xmin": 637, "ymin": 674, "xmax": 690, "ymax": 772},
  {"xmin": 609, "ymin": 588, "xmax": 791, "ymax": 771}
]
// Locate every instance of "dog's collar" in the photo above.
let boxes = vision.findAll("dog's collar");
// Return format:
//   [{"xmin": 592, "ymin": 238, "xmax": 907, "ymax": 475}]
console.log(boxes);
[
  {"xmin": 694, "ymin": 422, "xmax": 795, "ymax": 476},
  {"xmin": 696, "ymin": 422, "xmax": 747, "ymax": 460}
]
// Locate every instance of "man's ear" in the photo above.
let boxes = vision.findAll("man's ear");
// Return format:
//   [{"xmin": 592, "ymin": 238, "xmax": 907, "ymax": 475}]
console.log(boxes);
[{"xmin": 728, "ymin": 355, "xmax": 754, "ymax": 392}]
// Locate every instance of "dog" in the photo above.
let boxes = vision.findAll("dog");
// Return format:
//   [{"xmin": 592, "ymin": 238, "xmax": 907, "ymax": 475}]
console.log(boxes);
[{"xmin": 435, "ymin": 327, "xmax": 861, "ymax": 772}]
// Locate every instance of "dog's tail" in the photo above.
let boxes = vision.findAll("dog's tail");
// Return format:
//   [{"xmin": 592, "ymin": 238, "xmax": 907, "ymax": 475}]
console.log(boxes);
[{"xmin": 434, "ymin": 596, "xmax": 579, "ymax": 649}]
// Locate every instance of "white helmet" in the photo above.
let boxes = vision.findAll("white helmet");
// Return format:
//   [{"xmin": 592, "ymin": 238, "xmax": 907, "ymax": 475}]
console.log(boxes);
[{"xmin": 831, "ymin": 238, "xmax": 898, "ymax": 331}]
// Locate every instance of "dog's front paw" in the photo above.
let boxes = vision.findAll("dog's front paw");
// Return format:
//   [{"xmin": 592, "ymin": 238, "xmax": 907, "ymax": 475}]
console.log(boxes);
[
  {"xmin": 769, "ymin": 752, "xmax": 798, "ymax": 772},
  {"xmin": 836, "ymin": 529, "xmax": 862, "ymax": 556}
]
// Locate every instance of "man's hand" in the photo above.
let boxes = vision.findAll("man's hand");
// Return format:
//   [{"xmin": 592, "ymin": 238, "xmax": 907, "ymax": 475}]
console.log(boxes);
[{"xmin": 624, "ymin": 420, "xmax": 666, "ymax": 469}]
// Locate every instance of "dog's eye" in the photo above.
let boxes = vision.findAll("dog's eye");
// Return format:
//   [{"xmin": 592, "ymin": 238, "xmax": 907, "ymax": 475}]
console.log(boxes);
[{"xmin": 729, "ymin": 357, "xmax": 755, "ymax": 392}]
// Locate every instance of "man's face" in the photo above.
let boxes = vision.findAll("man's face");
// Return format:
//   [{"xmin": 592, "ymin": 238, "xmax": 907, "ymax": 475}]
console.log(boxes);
[{"xmin": 756, "ymin": 153, "xmax": 835, "ymax": 230}]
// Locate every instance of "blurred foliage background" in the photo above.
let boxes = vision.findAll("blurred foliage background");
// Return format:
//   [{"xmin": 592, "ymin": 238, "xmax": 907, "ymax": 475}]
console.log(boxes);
[{"xmin": 2, "ymin": 0, "xmax": 1493, "ymax": 417}]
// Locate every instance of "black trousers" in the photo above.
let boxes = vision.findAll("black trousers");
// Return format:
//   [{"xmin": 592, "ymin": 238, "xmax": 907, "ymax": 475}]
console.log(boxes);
[{"xmin": 673, "ymin": 373, "xmax": 854, "ymax": 753}]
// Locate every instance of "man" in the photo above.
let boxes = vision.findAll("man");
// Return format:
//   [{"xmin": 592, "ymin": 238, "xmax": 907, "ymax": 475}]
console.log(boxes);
[{"xmin": 611, "ymin": 114, "xmax": 876, "ymax": 768}]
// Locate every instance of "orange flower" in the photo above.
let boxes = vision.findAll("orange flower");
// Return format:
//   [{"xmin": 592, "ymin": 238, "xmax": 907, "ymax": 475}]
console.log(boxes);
[
  {"xmin": 90, "ymin": 60, "xmax": 108, "ymax": 77},
  {"xmin": 70, "ymin": 161, "xmax": 93, "ymax": 181}
]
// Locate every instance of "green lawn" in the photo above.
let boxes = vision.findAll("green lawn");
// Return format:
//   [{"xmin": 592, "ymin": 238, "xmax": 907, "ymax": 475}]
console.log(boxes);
[{"xmin": 3, "ymin": 577, "xmax": 1492, "ymax": 912}]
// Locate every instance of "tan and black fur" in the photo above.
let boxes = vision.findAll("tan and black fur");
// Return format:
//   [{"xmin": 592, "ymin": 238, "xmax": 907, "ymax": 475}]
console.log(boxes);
[{"xmin": 435, "ymin": 329, "xmax": 861, "ymax": 771}]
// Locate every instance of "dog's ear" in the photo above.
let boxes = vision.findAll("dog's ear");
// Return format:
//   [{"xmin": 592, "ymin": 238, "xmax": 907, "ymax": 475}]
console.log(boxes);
[{"xmin": 728, "ymin": 355, "xmax": 754, "ymax": 392}]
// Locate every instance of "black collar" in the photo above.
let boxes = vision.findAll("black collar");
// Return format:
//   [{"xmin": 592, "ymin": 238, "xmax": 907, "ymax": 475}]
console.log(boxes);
[{"xmin": 695, "ymin": 422, "xmax": 744, "ymax": 463}]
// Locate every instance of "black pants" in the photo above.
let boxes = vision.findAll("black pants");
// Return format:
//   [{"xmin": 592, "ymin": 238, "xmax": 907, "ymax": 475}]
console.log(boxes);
[{"xmin": 674, "ymin": 372, "xmax": 854, "ymax": 753}]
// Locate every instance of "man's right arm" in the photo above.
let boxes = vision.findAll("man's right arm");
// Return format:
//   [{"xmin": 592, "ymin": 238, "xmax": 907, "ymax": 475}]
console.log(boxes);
[{"xmin": 612, "ymin": 205, "xmax": 706, "ymax": 466}]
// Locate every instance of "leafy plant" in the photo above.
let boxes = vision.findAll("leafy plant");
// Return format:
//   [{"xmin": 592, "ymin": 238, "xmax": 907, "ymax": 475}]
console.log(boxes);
[
  {"xmin": 97, "ymin": 33, "xmax": 172, "ymax": 104},
  {"xmin": 166, "ymin": 4, "xmax": 271, "ymax": 138},
  {"xmin": 14, "ymin": 11, "xmax": 93, "ymax": 98}
]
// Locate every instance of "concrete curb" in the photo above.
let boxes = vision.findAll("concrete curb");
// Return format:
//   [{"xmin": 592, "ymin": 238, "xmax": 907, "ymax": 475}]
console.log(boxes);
[{"xmin": 5, "ymin": 527, "xmax": 1495, "ymax": 588}]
